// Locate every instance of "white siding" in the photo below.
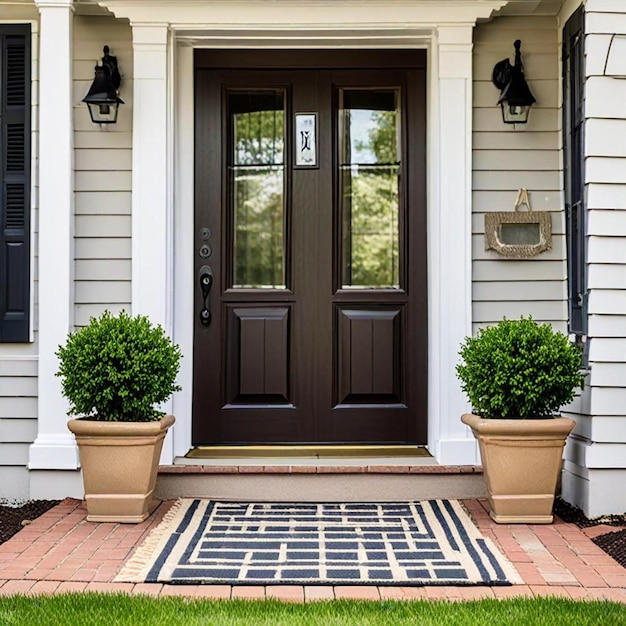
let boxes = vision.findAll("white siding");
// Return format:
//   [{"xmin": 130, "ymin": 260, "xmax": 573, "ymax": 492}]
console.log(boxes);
[
  {"xmin": 0, "ymin": 358, "xmax": 37, "ymax": 499},
  {"xmin": 73, "ymin": 16, "xmax": 132, "ymax": 327},
  {"xmin": 472, "ymin": 16, "xmax": 567, "ymax": 334},
  {"xmin": 562, "ymin": 0, "xmax": 626, "ymax": 517}
]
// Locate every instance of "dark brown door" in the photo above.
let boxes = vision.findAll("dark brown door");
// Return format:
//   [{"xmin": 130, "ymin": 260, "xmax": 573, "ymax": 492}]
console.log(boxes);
[{"xmin": 193, "ymin": 51, "xmax": 427, "ymax": 445}]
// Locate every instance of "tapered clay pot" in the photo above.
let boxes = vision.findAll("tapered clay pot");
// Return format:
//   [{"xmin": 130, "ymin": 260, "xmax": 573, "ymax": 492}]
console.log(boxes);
[
  {"xmin": 67, "ymin": 415, "xmax": 175, "ymax": 523},
  {"xmin": 461, "ymin": 413, "xmax": 575, "ymax": 524}
]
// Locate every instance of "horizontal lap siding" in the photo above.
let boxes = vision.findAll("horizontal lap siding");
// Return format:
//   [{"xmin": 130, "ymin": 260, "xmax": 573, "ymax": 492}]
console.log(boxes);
[
  {"xmin": 0, "ymin": 357, "xmax": 37, "ymax": 499},
  {"xmin": 583, "ymin": 0, "xmax": 626, "ymax": 444},
  {"xmin": 472, "ymin": 16, "xmax": 567, "ymax": 335},
  {"xmin": 74, "ymin": 16, "xmax": 132, "ymax": 328}
]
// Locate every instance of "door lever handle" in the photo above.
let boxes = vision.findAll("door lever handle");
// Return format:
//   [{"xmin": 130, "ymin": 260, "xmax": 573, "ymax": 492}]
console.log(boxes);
[{"xmin": 199, "ymin": 267, "xmax": 213, "ymax": 326}]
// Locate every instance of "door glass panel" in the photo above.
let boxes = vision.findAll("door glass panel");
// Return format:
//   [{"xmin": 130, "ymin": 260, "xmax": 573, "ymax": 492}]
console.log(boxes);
[
  {"xmin": 339, "ymin": 89, "xmax": 401, "ymax": 289},
  {"xmin": 229, "ymin": 91, "xmax": 286, "ymax": 289}
]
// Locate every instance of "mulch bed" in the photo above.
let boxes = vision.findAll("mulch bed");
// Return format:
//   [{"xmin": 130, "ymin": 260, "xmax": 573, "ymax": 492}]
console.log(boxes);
[
  {"xmin": 0, "ymin": 500, "xmax": 60, "ymax": 545},
  {"xmin": 554, "ymin": 497, "xmax": 626, "ymax": 569}
]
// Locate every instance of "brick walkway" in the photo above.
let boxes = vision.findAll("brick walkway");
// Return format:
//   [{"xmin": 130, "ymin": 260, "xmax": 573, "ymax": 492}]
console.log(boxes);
[{"xmin": 0, "ymin": 498, "xmax": 624, "ymax": 602}]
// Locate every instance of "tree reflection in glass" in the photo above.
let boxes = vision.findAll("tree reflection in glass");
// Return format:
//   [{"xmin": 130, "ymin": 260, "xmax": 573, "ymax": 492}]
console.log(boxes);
[
  {"xmin": 229, "ymin": 91, "xmax": 285, "ymax": 289},
  {"xmin": 340, "ymin": 89, "xmax": 401, "ymax": 289}
]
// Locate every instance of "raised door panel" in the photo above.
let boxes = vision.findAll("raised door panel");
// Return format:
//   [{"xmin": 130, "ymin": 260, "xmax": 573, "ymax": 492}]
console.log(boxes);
[
  {"xmin": 337, "ymin": 307, "xmax": 403, "ymax": 405},
  {"xmin": 226, "ymin": 306, "xmax": 290, "ymax": 404}
]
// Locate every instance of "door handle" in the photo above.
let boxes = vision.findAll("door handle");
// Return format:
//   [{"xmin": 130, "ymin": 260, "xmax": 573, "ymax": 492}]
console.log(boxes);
[{"xmin": 199, "ymin": 266, "xmax": 213, "ymax": 326}]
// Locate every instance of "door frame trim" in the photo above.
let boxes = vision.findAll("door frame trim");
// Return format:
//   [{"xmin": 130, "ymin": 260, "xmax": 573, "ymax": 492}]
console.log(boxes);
[{"xmin": 171, "ymin": 27, "xmax": 478, "ymax": 465}]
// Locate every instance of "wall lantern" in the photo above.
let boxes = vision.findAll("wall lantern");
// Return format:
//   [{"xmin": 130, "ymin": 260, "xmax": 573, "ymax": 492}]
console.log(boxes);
[
  {"xmin": 82, "ymin": 45, "xmax": 124, "ymax": 124},
  {"xmin": 492, "ymin": 40, "xmax": 536, "ymax": 124}
]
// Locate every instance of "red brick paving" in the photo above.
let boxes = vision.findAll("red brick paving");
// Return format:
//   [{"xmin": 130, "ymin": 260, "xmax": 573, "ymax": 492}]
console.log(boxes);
[
  {"xmin": 131, "ymin": 583, "xmax": 163, "ymax": 597},
  {"xmin": 231, "ymin": 585, "xmax": 266, "ymax": 599},
  {"xmin": 304, "ymin": 585, "xmax": 335, "ymax": 601},
  {"xmin": 160, "ymin": 584, "xmax": 197, "ymax": 597},
  {"xmin": 194, "ymin": 585, "xmax": 233, "ymax": 599},
  {"xmin": 334, "ymin": 586, "xmax": 381, "ymax": 600},
  {"xmin": 28, "ymin": 581, "xmax": 60, "ymax": 595},
  {"xmin": 266, "ymin": 585, "xmax": 306, "ymax": 602},
  {"xmin": 0, "ymin": 497, "xmax": 622, "ymax": 602},
  {"xmin": 423, "ymin": 586, "xmax": 449, "ymax": 599}
]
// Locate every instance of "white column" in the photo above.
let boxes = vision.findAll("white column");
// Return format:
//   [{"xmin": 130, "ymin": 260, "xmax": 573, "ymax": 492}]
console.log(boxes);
[
  {"xmin": 29, "ymin": 0, "xmax": 79, "ymax": 473},
  {"xmin": 131, "ymin": 24, "xmax": 174, "ymax": 462},
  {"xmin": 428, "ymin": 25, "xmax": 477, "ymax": 465},
  {"xmin": 131, "ymin": 24, "xmax": 171, "ymax": 329}
]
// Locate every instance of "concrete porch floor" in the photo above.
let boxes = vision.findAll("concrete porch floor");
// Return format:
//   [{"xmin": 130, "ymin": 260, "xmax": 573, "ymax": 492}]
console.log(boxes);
[{"xmin": 0, "ymin": 498, "xmax": 624, "ymax": 602}]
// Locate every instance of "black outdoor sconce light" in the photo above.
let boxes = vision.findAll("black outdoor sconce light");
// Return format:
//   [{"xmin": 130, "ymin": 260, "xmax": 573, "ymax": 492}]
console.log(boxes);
[
  {"xmin": 492, "ymin": 39, "xmax": 536, "ymax": 125},
  {"xmin": 82, "ymin": 45, "xmax": 124, "ymax": 124}
]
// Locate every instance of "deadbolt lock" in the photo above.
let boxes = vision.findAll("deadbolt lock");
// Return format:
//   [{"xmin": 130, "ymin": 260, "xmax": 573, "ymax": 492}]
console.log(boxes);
[{"xmin": 199, "ymin": 244, "xmax": 212, "ymax": 259}]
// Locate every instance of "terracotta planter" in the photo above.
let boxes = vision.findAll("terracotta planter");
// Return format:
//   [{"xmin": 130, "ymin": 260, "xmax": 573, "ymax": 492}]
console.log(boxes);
[
  {"xmin": 461, "ymin": 413, "xmax": 575, "ymax": 524},
  {"xmin": 67, "ymin": 415, "xmax": 175, "ymax": 523}
]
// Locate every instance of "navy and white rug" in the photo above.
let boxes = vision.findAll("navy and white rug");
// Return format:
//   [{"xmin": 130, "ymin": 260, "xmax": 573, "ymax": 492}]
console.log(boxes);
[{"xmin": 116, "ymin": 500, "xmax": 522, "ymax": 586}]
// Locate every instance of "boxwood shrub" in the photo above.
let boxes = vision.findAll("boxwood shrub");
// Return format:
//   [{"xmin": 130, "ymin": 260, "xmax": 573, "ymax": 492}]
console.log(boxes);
[
  {"xmin": 56, "ymin": 311, "xmax": 182, "ymax": 422},
  {"xmin": 456, "ymin": 317, "xmax": 585, "ymax": 418}
]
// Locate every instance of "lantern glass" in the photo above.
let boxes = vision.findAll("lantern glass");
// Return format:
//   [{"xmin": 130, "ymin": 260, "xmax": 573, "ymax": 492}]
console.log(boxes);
[
  {"xmin": 86, "ymin": 100, "xmax": 120, "ymax": 124},
  {"xmin": 501, "ymin": 102, "xmax": 531, "ymax": 124}
]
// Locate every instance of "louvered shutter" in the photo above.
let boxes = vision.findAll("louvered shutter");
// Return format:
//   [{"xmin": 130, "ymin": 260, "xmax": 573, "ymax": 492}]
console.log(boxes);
[
  {"xmin": 0, "ymin": 25, "xmax": 30, "ymax": 342},
  {"xmin": 563, "ymin": 8, "xmax": 586, "ymax": 337}
]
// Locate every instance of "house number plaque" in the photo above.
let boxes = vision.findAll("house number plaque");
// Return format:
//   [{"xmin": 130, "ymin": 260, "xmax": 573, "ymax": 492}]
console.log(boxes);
[{"xmin": 295, "ymin": 113, "xmax": 317, "ymax": 167}]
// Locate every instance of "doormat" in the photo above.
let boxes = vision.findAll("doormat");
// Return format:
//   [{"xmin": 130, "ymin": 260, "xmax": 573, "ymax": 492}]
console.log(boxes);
[{"xmin": 116, "ymin": 500, "xmax": 522, "ymax": 586}]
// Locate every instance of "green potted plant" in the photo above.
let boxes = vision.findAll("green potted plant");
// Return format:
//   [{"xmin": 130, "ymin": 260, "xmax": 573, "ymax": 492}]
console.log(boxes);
[
  {"xmin": 57, "ymin": 310, "xmax": 182, "ymax": 523},
  {"xmin": 457, "ymin": 317, "xmax": 584, "ymax": 524}
]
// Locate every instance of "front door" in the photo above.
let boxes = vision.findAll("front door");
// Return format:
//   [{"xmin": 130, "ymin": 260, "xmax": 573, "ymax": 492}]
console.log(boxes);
[{"xmin": 193, "ymin": 51, "xmax": 427, "ymax": 445}]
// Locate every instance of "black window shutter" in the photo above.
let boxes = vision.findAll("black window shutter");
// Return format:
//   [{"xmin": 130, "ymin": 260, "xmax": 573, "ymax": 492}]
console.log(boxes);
[
  {"xmin": 562, "ymin": 7, "xmax": 586, "ymax": 337},
  {"xmin": 0, "ymin": 25, "xmax": 30, "ymax": 342}
]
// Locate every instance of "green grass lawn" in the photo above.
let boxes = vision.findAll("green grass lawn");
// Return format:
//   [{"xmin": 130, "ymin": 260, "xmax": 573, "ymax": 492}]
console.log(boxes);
[{"xmin": 0, "ymin": 593, "xmax": 624, "ymax": 626}]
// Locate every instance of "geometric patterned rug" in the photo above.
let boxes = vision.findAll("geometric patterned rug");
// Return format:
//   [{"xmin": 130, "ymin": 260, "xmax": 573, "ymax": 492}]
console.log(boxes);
[{"xmin": 116, "ymin": 500, "xmax": 522, "ymax": 586}]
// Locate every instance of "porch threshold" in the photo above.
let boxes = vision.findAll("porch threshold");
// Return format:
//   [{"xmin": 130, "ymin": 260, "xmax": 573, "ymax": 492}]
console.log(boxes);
[
  {"xmin": 178, "ymin": 445, "xmax": 439, "ymax": 469},
  {"xmin": 185, "ymin": 444, "xmax": 433, "ymax": 459}
]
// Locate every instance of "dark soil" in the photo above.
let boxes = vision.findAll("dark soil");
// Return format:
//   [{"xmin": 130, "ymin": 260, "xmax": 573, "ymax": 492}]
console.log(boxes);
[
  {"xmin": 554, "ymin": 497, "xmax": 626, "ymax": 569},
  {"xmin": 0, "ymin": 500, "xmax": 60, "ymax": 545},
  {"xmin": 594, "ymin": 531, "xmax": 626, "ymax": 570},
  {"xmin": 553, "ymin": 497, "xmax": 626, "ymax": 529}
]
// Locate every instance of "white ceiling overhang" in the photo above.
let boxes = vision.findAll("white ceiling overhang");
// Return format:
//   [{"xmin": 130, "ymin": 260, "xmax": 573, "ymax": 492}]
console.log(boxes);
[
  {"xmin": 70, "ymin": 0, "xmax": 569, "ymax": 20},
  {"xmin": 94, "ymin": 1, "xmax": 510, "ymax": 27},
  {"xmin": 89, "ymin": 0, "xmax": 512, "ymax": 47},
  {"xmin": 81, "ymin": 0, "xmax": 570, "ymax": 47}
]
